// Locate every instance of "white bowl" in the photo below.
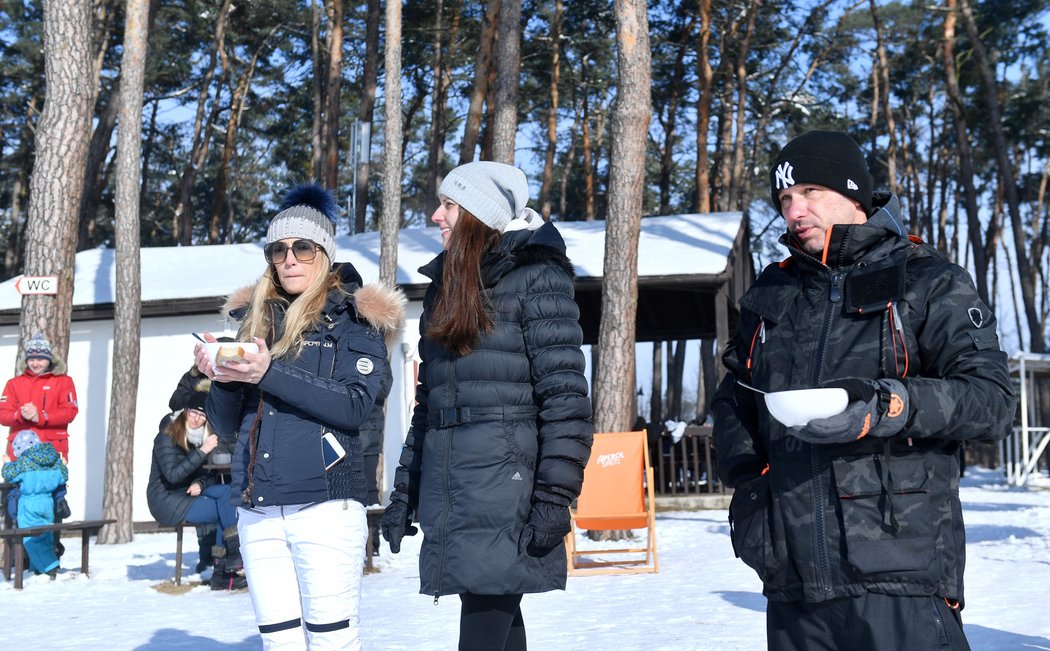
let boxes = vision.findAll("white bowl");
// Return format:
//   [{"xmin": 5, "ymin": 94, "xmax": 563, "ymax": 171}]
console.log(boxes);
[
  {"xmin": 764, "ymin": 388, "xmax": 849, "ymax": 427},
  {"xmin": 203, "ymin": 341, "xmax": 259, "ymax": 367}
]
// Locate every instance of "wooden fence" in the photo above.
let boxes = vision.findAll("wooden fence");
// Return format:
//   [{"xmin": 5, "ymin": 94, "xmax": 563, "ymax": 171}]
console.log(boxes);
[{"xmin": 651, "ymin": 425, "xmax": 726, "ymax": 496}]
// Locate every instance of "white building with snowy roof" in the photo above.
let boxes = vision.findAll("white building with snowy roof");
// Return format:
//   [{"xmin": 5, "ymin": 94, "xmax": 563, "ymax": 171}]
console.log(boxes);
[{"xmin": 0, "ymin": 213, "xmax": 751, "ymax": 524}]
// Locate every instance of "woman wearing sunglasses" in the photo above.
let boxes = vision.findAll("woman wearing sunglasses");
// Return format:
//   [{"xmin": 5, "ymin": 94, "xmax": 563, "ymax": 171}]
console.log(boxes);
[
  {"xmin": 381, "ymin": 162, "xmax": 594, "ymax": 650},
  {"xmin": 195, "ymin": 183, "xmax": 405, "ymax": 650}
]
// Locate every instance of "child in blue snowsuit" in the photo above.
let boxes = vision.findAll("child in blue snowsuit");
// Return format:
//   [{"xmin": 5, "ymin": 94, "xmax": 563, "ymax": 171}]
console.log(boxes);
[{"xmin": 1, "ymin": 429, "xmax": 68, "ymax": 577}]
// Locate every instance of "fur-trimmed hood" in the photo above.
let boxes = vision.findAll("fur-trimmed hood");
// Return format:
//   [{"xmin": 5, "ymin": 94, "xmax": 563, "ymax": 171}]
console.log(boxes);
[
  {"xmin": 353, "ymin": 283, "xmax": 407, "ymax": 346},
  {"xmin": 15, "ymin": 352, "xmax": 68, "ymax": 376},
  {"xmin": 221, "ymin": 267, "xmax": 406, "ymax": 346}
]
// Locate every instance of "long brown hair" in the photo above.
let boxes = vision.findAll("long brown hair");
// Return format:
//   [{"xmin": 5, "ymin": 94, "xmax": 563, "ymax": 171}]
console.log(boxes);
[
  {"xmin": 164, "ymin": 411, "xmax": 213, "ymax": 452},
  {"xmin": 426, "ymin": 210, "xmax": 502, "ymax": 355}
]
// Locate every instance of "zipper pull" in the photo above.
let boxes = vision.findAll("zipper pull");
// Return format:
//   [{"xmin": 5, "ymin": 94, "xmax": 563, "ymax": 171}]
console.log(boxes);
[
  {"xmin": 891, "ymin": 302, "xmax": 904, "ymax": 334},
  {"xmin": 433, "ymin": 594, "xmax": 440, "ymax": 606},
  {"xmin": 759, "ymin": 319, "xmax": 766, "ymax": 343},
  {"xmin": 829, "ymin": 274, "xmax": 842, "ymax": 303},
  {"xmin": 343, "ymin": 499, "xmax": 348, "ymax": 510}
]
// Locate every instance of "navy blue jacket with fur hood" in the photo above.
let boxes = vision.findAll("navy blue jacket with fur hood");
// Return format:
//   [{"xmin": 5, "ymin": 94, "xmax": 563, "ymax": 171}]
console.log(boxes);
[
  {"xmin": 394, "ymin": 221, "xmax": 594, "ymax": 598},
  {"xmin": 206, "ymin": 262, "xmax": 405, "ymax": 508}
]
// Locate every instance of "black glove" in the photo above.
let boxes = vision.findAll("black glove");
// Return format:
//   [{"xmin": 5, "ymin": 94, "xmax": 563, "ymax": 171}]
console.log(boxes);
[
  {"xmin": 380, "ymin": 495, "xmax": 417, "ymax": 554},
  {"xmin": 788, "ymin": 377, "xmax": 909, "ymax": 444},
  {"xmin": 520, "ymin": 498, "xmax": 571, "ymax": 555}
]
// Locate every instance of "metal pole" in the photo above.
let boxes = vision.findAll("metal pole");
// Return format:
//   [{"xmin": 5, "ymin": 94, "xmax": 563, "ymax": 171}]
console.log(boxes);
[{"xmin": 349, "ymin": 120, "xmax": 360, "ymax": 234}]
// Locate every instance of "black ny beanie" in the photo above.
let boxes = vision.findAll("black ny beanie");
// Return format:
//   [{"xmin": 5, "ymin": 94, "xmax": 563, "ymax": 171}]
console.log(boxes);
[{"xmin": 769, "ymin": 130, "xmax": 873, "ymax": 216}]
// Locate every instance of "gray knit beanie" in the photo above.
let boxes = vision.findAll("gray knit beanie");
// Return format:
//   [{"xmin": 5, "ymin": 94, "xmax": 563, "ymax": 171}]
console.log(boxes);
[
  {"xmin": 438, "ymin": 162, "xmax": 529, "ymax": 233},
  {"xmin": 266, "ymin": 183, "xmax": 339, "ymax": 260},
  {"xmin": 24, "ymin": 332, "xmax": 53, "ymax": 362},
  {"xmin": 770, "ymin": 130, "xmax": 873, "ymax": 216}
]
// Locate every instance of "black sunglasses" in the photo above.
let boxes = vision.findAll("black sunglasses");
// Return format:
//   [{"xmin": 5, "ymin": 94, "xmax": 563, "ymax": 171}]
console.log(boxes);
[{"xmin": 264, "ymin": 239, "xmax": 320, "ymax": 264}]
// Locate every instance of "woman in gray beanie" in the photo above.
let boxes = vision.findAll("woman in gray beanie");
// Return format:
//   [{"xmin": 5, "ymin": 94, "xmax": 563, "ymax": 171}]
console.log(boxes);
[
  {"xmin": 195, "ymin": 183, "xmax": 405, "ymax": 649},
  {"xmin": 382, "ymin": 161, "xmax": 594, "ymax": 650}
]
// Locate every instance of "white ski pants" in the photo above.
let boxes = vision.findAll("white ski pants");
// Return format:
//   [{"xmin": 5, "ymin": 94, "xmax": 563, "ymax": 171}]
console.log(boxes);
[{"xmin": 238, "ymin": 500, "xmax": 368, "ymax": 650}]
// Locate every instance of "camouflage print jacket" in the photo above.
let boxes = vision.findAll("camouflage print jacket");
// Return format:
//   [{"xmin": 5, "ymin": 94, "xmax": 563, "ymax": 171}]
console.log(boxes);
[{"xmin": 712, "ymin": 193, "xmax": 1015, "ymax": 607}]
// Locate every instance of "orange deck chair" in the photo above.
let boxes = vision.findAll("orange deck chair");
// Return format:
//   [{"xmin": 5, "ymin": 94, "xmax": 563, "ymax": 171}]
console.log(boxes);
[{"xmin": 565, "ymin": 430, "xmax": 658, "ymax": 576}]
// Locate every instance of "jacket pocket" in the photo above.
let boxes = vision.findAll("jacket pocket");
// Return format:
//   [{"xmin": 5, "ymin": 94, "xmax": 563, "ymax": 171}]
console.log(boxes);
[
  {"xmin": 729, "ymin": 474, "xmax": 777, "ymax": 582},
  {"xmin": 500, "ymin": 419, "xmax": 538, "ymax": 474},
  {"xmin": 833, "ymin": 455, "xmax": 935, "ymax": 576}
]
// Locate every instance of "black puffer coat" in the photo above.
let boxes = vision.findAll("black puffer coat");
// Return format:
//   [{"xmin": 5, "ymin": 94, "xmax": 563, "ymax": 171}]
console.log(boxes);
[
  {"xmin": 146, "ymin": 430, "xmax": 214, "ymax": 525},
  {"xmin": 397, "ymin": 221, "xmax": 593, "ymax": 598},
  {"xmin": 358, "ymin": 361, "xmax": 392, "ymax": 457},
  {"xmin": 713, "ymin": 194, "xmax": 1015, "ymax": 607}
]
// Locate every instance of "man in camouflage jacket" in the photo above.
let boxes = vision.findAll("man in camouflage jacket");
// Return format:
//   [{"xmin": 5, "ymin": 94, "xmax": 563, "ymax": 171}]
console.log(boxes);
[{"xmin": 712, "ymin": 131, "xmax": 1015, "ymax": 651}]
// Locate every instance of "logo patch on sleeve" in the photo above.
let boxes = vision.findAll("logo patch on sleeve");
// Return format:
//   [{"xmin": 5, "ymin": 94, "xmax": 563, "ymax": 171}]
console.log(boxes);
[
  {"xmin": 968, "ymin": 307, "xmax": 984, "ymax": 329},
  {"xmin": 356, "ymin": 358, "xmax": 374, "ymax": 375}
]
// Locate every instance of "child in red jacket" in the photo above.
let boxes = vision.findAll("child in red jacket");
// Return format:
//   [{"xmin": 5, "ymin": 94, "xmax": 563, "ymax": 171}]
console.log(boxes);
[{"xmin": 0, "ymin": 333, "xmax": 79, "ymax": 462}]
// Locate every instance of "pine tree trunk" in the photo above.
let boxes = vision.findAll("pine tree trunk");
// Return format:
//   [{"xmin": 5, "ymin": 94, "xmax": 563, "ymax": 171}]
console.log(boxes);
[
  {"xmin": 659, "ymin": 15, "xmax": 694, "ymax": 215},
  {"xmin": 209, "ymin": 26, "xmax": 275, "ymax": 243},
  {"xmin": 698, "ymin": 338, "xmax": 716, "ymax": 422},
  {"xmin": 491, "ymin": 0, "xmax": 521, "ymax": 163},
  {"xmin": 459, "ymin": 0, "xmax": 498, "ymax": 165},
  {"xmin": 310, "ymin": 0, "xmax": 323, "ymax": 178},
  {"xmin": 98, "ymin": 0, "xmax": 149, "ymax": 545},
  {"xmin": 379, "ymin": 0, "xmax": 403, "ymax": 288},
  {"xmin": 650, "ymin": 342, "xmax": 662, "ymax": 426},
  {"xmin": 77, "ymin": 84, "xmax": 120, "ymax": 251},
  {"xmin": 694, "ymin": 0, "xmax": 713, "ymax": 213},
  {"xmin": 729, "ymin": 0, "xmax": 758, "ymax": 210},
  {"xmin": 4, "ymin": 147, "xmax": 30, "ymax": 281},
  {"xmin": 424, "ymin": 0, "xmax": 447, "ymax": 215},
  {"xmin": 322, "ymin": 0, "xmax": 344, "ymax": 190},
  {"xmin": 671, "ymin": 340, "xmax": 686, "ymax": 420},
  {"xmin": 958, "ymin": 0, "xmax": 1043, "ymax": 351},
  {"xmin": 172, "ymin": 0, "xmax": 231, "ymax": 245},
  {"xmin": 581, "ymin": 56, "xmax": 595, "ymax": 221},
  {"xmin": 539, "ymin": 0, "xmax": 562, "ymax": 220},
  {"xmin": 20, "ymin": 0, "xmax": 94, "ymax": 360},
  {"xmin": 354, "ymin": 0, "xmax": 381, "ymax": 233},
  {"xmin": 869, "ymin": 0, "xmax": 899, "ymax": 197},
  {"xmin": 592, "ymin": 0, "xmax": 650, "ymax": 436},
  {"xmin": 941, "ymin": 0, "xmax": 990, "ymax": 304}
]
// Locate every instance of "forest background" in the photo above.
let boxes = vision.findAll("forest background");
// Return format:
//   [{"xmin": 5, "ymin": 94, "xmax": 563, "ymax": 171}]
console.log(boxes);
[{"xmin": 1, "ymin": 0, "xmax": 1049, "ymax": 493}]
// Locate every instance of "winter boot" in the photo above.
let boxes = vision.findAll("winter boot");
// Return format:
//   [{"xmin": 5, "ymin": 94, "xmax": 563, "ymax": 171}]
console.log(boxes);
[
  {"xmin": 369, "ymin": 521, "xmax": 381, "ymax": 557},
  {"xmin": 196, "ymin": 544, "xmax": 214, "ymax": 574},
  {"xmin": 195, "ymin": 524, "xmax": 216, "ymax": 573},
  {"xmin": 223, "ymin": 526, "xmax": 243, "ymax": 573},
  {"xmin": 209, "ymin": 556, "xmax": 230, "ymax": 590},
  {"xmin": 209, "ymin": 554, "xmax": 248, "ymax": 591}
]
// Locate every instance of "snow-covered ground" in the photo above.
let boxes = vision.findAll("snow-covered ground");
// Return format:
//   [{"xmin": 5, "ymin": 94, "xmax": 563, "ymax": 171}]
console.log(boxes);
[{"xmin": 3, "ymin": 468, "xmax": 1049, "ymax": 650}]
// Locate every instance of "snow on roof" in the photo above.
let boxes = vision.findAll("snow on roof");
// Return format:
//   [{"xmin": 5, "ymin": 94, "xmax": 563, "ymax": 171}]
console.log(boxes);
[{"xmin": 0, "ymin": 212, "xmax": 743, "ymax": 309}]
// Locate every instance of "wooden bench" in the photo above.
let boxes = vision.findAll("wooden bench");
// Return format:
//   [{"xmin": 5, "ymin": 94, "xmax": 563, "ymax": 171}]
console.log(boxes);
[
  {"xmin": 0, "ymin": 519, "xmax": 115, "ymax": 590},
  {"xmin": 172, "ymin": 521, "xmax": 218, "ymax": 586}
]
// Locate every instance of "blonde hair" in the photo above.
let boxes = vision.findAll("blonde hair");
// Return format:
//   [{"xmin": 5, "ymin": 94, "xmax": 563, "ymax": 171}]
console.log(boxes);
[{"xmin": 239, "ymin": 251, "xmax": 348, "ymax": 359}]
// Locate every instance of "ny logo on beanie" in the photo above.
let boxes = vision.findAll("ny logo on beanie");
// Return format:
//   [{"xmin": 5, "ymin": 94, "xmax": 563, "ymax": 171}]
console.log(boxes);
[{"xmin": 774, "ymin": 162, "xmax": 795, "ymax": 190}]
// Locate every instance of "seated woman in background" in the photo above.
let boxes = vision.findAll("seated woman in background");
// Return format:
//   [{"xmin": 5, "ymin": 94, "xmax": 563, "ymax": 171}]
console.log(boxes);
[{"xmin": 146, "ymin": 379, "xmax": 243, "ymax": 590}]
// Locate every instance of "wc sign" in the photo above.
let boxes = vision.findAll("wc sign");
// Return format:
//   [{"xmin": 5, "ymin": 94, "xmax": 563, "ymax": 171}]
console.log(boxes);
[{"xmin": 15, "ymin": 275, "xmax": 59, "ymax": 295}]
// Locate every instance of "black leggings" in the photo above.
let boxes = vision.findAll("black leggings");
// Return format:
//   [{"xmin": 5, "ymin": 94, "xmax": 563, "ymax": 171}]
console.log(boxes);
[{"xmin": 458, "ymin": 593, "xmax": 526, "ymax": 651}]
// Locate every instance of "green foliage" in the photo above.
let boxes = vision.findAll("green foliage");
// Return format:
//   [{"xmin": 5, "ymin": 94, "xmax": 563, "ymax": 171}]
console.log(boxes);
[{"xmin": 0, "ymin": 0, "xmax": 1048, "ymax": 351}]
